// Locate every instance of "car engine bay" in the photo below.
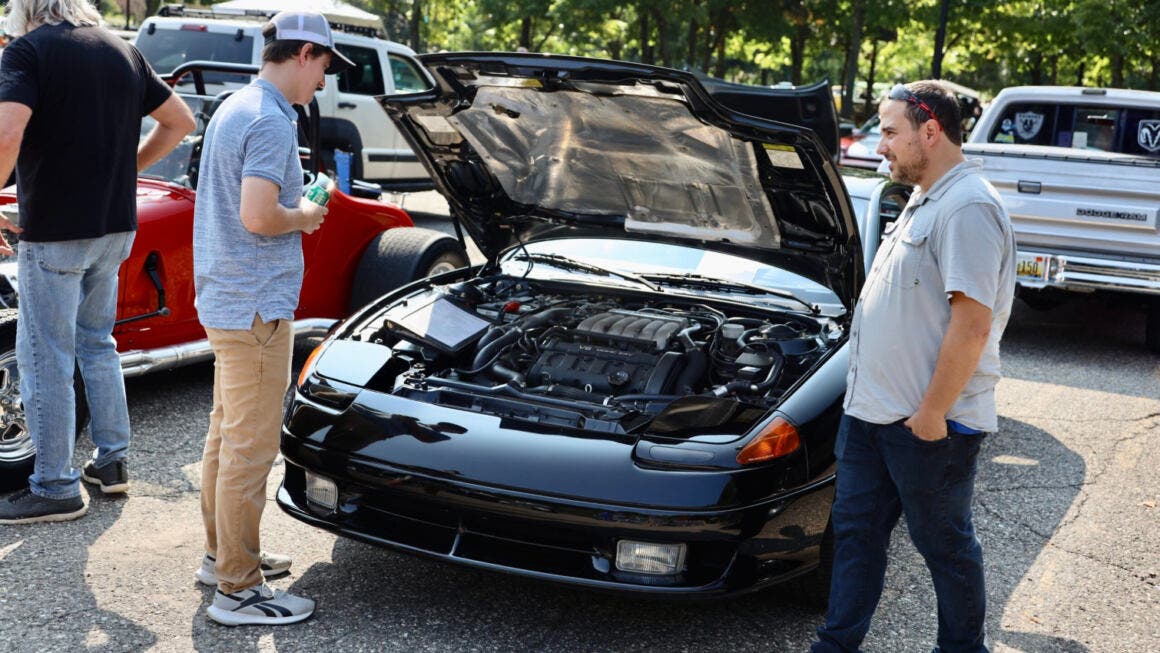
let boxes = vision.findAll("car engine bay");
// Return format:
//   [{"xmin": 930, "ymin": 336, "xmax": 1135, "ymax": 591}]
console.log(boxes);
[{"xmin": 345, "ymin": 276, "xmax": 844, "ymax": 433}]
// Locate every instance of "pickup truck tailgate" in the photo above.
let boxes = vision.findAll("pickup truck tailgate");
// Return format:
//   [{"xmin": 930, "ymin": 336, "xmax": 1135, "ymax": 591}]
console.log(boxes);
[{"xmin": 964, "ymin": 143, "xmax": 1160, "ymax": 259}]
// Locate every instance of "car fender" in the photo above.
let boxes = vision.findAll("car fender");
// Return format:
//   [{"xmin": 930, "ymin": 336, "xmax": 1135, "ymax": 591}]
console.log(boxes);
[{"xmin": 298, "ymin": 190, "xmax": 416, "ymax": 319}]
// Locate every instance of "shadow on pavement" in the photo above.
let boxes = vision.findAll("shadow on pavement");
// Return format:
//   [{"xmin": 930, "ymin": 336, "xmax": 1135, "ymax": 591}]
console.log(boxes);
[
  {"xmin": 974, "ymin": 416, "xmax": 1089, "ymax": 653},
  {"xmin": 0, "ymin": 492, "xmax": 155, "ymax": 651}
]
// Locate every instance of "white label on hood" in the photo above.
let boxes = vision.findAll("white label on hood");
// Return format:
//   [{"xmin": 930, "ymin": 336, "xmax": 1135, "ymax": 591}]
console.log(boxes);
[{"xmin": 762, "ymin": 143, "xmax": 803, "ymax": 169}]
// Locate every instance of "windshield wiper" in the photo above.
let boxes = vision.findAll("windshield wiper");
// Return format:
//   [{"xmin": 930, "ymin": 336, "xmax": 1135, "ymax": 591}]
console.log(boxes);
[
  {"xmin": 511, "ymin": 253, "xmax": 661, "ymax": 291},
  {"xmin": 640, "ymin": 272, "xmax": 818, "ymax": 314}
]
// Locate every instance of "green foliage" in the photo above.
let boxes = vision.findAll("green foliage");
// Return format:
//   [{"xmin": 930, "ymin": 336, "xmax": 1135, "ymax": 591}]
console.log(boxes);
[{"xmin": 345, "ymin": 0, "xmax": 1160, "ymax": 92}]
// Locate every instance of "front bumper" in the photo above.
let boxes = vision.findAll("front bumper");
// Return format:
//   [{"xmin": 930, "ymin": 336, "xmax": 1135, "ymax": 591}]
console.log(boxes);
[
  {"xmin": 1016, "ymin": 248, "xmax": 1160, "ymax": 295},
  {"xmin": 277, "ymin": 435, "xmax": 835, "ymax": 597}
]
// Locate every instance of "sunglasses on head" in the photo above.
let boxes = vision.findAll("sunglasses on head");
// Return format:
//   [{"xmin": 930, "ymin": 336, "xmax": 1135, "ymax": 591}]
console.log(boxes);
[{"xmin": 889, "ymin": 84, "xmax": 938, "ymax": 124}]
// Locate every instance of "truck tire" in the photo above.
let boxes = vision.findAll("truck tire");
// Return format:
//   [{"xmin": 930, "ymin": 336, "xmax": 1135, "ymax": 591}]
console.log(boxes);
[
  {"xmin": 0, "ymin": 309, "xmax": 90, "ymax": 492},
  {"xmin": 1146, "ymin": 299, "xmax": 1160, "ymax": 355},
  {"xmin": 348, "ymin": 228, "xmax": 469, "ymax": 312}
]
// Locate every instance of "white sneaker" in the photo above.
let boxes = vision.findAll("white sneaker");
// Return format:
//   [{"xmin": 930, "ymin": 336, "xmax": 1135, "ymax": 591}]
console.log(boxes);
[
  {"xmin": 195, "ymin": 552, "xmax": 293, "ymax": 586},
  {"xmin": 206, "ymin": 583, "xmax": 314, "ymax": 626}
]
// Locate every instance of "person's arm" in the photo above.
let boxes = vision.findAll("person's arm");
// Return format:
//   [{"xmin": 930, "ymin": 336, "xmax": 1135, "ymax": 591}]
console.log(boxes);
[
  {"xmin": 137, "ymin": 93, "xmax": 196, "ymax": 172},
  {"xmin": 0, "ymin": 102, "xmax": 31, "ymax": 254},
  {"xmin": 239, "ymin": 176, "xmax": 326, "ymax": 236},
  {"xmin": 904, "ymin": 292, "xmax": 992, "ymax": 440}
]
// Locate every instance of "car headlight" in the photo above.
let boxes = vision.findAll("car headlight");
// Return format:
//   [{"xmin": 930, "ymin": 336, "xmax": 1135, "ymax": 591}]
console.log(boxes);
[
  {"xmin": 615, "ymin": 540, "xmax": 687, "ymax": 575},
  {"xmin": 305, "ymin": 471, "xmax": 338, "ymax": 510},
  {"xmin": 297, "ymin": 339, "xmax": 392, "ymax": 389}
]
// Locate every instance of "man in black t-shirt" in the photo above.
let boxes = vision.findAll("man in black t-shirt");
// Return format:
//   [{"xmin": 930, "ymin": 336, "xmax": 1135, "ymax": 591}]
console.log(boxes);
[{"xmin": 0, "ymin": 0, "xmax": 195, "ymax": 524}]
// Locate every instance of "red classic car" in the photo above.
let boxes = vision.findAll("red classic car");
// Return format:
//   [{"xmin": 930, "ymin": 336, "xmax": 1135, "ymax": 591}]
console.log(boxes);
[{"xmin": 0, "ymin": 62, "xmax": 467, "ymax": 490}]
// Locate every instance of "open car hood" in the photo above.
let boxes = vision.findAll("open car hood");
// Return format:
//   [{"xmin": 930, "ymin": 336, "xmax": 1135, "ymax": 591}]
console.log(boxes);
[{"xmin": 382, "ymin": 53, "xmax": 863, "ymax": 308}]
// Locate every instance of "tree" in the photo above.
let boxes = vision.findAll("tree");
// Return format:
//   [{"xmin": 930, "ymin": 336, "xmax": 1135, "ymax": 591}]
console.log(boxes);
[{"xmin": 342, "ymin": 0, "xmax": 1158, "ymax": 94}]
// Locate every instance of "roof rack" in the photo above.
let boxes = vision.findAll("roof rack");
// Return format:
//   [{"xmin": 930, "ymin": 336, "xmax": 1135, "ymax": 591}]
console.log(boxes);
[{"xmin": 155, "ymin": 4, "xmax": 382, "ymax": 39}]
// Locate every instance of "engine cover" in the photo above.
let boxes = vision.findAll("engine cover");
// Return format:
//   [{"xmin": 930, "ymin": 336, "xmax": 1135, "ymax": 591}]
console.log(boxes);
[
  {"xmin": 527, "ymin": 310, "xmax": 692, "ymax": 395},
  {"xmin": 574, "ymin": 310, "xmax": 689, "ymax": 351},
  {"xmin": 528, "ymin": 340, "xmax": 686, "ymax": 395}
]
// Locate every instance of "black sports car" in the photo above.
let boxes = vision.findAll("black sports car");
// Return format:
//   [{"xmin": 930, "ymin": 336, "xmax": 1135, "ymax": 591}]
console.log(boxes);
[{"xmin": 277, "ymin": 53, "xmax": 864, "ymax": 600}]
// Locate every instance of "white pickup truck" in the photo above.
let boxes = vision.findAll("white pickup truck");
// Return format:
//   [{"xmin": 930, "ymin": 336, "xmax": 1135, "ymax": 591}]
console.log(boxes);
[
  {"xmin": 135, "ymin": 6, "xmax": 433, "ymax": 190},
  {"xmin": 962, "ymin": 86, "xmax": 1160, "ymax": 350}
]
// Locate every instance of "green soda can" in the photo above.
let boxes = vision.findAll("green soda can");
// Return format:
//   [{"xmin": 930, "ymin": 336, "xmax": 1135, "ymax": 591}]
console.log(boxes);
[{"xmin": 304, "ymin": 172, "xmax": 333, "ymax": 207}]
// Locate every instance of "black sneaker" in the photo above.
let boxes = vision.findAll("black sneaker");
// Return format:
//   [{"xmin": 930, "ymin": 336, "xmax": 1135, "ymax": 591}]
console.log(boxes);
[
  {"xmin": 0, "ymin": 488, "xmax": 87, "ymax": 524},
  {"xmin": 81, "ymin": 459, "xmax": 129, "ymax": 494}
]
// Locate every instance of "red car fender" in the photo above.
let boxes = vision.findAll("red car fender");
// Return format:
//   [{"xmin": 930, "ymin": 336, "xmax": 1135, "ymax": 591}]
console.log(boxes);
[{"xmin": 298, "ymin": 189, "xmax": 413, "ymax": 319}]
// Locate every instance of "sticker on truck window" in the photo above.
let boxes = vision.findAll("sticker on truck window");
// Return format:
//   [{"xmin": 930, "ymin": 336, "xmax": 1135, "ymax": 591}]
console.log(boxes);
[
  {"xmin": 1014, "ymin": 111, "xmax": 1045, "ymax": 140},
  {"xmin": 1138, "ymin": 120, "xmax": 1160, "ymax": 153}
]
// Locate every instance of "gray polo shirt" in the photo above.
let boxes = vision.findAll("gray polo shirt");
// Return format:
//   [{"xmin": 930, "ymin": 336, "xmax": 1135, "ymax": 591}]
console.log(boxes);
[
  {"xmin": 193, "ymin": 79, "xmax": 304, "ymax": 330},
  {"xmin": 844, "ymin": 159, "xmax": 1016, "ymax": 432}
]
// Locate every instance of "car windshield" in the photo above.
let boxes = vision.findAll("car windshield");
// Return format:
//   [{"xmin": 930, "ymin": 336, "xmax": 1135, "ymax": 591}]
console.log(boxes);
[
  {"xmin": 138, "ymin": 95, "xmax": 213, "ymax": 186},
  {"xmin": 499, "ymin": 238, "xmax": 844, "ymax": 315},
  {"xmin": 136, "ymin": 28, "xmax": 254, "ymax": 86}
]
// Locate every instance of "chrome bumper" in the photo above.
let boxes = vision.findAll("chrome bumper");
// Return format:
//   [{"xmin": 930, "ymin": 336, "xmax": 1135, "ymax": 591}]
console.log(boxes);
[
  {"xmin": 118, "ymin": 318, "xmax": 336, "ymax": 378},
  {"xmin": 1017, "ymin": 249, "xmax": 1160, "ymax": 294}
]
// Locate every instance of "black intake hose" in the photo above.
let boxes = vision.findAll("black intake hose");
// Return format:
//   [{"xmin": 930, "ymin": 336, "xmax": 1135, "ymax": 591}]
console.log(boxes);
[
  {"xmin": 489, "ymin": 362, "xmax": 525, "ymax": 386},
  {"xmin": 470, "ymin": 307, "xmax": 573, "ymax": 369},
  {"xmin": 471, "ymin": 328, "xmax": 522, "ymax": 369},
  {"xmin": 677, "ymin": 323, "xmax": 701, "ymax": 350},
  {"xmin": 673, "ymin": 348, "xmax": 707, "ymax": 394},
  {"xmin": 713, "ymin": 355, "xmax": 784, "ymax": 398}
]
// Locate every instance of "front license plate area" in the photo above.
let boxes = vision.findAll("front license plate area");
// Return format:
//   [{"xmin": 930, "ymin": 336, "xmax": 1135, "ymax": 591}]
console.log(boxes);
[{"xmin": 1016, "ymin": 253, "xmax": 1048, "ymax": 282}]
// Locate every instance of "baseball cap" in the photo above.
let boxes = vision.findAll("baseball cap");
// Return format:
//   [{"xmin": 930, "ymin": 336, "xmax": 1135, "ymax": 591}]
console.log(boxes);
[{"xmin": 266, "ymin": 10, "xmax": 356, "ymax": 75}]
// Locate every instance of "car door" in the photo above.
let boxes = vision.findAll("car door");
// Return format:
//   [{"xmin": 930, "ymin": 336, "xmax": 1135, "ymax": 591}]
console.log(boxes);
[
  {"xmin": 385, "ymin": 52, "xmax": 431, "ymax": 182},
  {"xmin": 332, "ymin": 43, "xmax": 396, "ymax": 182}
]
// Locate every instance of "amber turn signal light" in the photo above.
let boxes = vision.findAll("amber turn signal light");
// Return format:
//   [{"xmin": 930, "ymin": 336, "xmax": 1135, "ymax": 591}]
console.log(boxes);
[
  {"xmin": 736, "ymin": 417, "xmax": 801, "ymax": 464},
  {"xmin": 297, "ymin": 342, "xmax": 326, "ymax": 388}
]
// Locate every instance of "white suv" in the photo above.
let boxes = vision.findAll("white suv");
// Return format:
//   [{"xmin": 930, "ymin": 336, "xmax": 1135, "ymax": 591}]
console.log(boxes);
[{"xmin": 134, "ymin": 9, "xmax": 432, "ymax": 189}]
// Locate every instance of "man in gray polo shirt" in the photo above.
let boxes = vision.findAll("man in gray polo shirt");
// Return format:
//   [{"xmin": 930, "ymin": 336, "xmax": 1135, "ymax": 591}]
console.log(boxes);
[
  {"xmin": 192, "ymin": 10, "xmax": 352, "ymax": 627},
  {"xmin": 813, "ymin": 82, "xmax": 1015, "ymax": 653}
]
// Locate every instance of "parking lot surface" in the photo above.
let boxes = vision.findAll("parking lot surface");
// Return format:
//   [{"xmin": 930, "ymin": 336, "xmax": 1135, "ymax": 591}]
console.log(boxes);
[{"xmin": 0, "ymin": 200, "xmax": 1157, "ymax": 652}]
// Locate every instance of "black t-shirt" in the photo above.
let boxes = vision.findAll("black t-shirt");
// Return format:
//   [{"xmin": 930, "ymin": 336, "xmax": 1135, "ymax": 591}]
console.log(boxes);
[{"xmin": 0, "ymin": 23, "xmax": 172, "ymax": 241}]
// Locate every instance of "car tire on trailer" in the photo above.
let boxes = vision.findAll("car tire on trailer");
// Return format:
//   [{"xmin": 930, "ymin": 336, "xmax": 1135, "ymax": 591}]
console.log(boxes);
[
  {"xmin": 348, "ymin": 228, "xmax": 469, "ymax": 312},
  {"xmin": 0, "ymin": 309, "xmax": 90, "ymax": 492}
]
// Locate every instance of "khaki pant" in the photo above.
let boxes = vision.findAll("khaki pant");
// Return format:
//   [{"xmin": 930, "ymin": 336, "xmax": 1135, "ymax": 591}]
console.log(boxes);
[{"xmin": 200, "ymin": 315, "xmax": 292, "ymax": 594}]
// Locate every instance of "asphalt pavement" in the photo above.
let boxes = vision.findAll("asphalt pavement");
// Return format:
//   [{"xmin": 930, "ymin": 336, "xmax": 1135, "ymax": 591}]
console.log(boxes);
[{"xmin": 0, "ymin": 193, "xmax": 1157, "ymax": 652}]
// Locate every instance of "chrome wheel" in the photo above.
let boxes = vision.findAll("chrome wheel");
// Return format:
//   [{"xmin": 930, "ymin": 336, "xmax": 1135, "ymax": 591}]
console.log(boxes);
[
  {"xmin": 0, "ymin": 350, "xmax": 30, "ymax": 465},
  {"xmin": 425, "ymin": 258, "xmax": 461, "ymax": 277}
]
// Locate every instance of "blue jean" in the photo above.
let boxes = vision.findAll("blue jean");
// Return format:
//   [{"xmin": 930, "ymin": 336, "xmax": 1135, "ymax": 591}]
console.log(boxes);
[
  {"xmin": 17, "ymin": 232, "xmax": 135, "ymax": 499},
  {"xmin": 813, "ymin": 414, "xmax": 988, "ymax": 653}
]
